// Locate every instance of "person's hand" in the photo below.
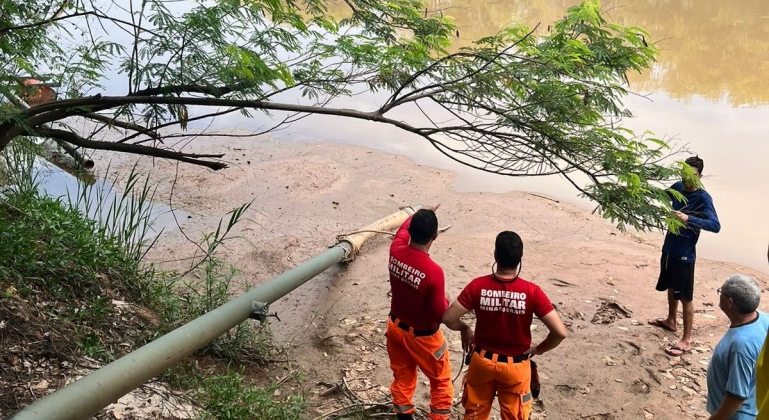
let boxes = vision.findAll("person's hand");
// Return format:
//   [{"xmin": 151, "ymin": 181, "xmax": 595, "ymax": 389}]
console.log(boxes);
[
  {"xmin": 523, "ymin": 345, "xmax": 540, "ymax": 357},
  {"xmin": 460, "ymin": 325, "xmax": 474, "ymax": 353},
  {"xmin": 673, "ymin": 211, "xmax": 689, "ymax": 222},
  {"xmin": 423, "ymin": 203, "xmax": 441, "ymax": 212}
]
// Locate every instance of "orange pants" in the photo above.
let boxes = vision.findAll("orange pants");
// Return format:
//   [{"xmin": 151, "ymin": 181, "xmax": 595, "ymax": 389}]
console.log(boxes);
[
  {"xmin": 386, "ymin": 318, "xmax": 454, "ymax": 420},
  {"xmin": 462, "ymin": 351, "xmax": 533, "ymax": 420}
]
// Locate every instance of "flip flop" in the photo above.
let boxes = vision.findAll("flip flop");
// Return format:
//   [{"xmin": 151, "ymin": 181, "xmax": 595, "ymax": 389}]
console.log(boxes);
[
  {"xmin": 647, "ymin": 318, "xmax": 677, "ymax": 332},
  {"xmin": 664, "ymin": 345, "xmax": 691, "ymax": 357}
]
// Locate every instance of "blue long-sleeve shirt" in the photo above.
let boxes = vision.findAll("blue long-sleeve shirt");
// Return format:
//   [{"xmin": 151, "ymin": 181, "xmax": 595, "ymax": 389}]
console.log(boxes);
[{"xmin": 662, "ymin": 181, "xmax": 721, "ymax": 263}]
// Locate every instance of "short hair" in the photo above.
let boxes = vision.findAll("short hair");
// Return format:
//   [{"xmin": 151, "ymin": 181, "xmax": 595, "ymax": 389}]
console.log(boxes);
[
  {"xmin": 722, "ymin": 274, "xmax": 761, "ymax": 315},
  {"xmin": 685, "ymin": 155, "xmax": 704, "ymax": 175},
  {"xmin": 408, "ymin": 209, "xmax": 438, "ymax": 245},
  {"xmin": 495, "ymin": 231, "xmax": 524, "ymax": 270}
]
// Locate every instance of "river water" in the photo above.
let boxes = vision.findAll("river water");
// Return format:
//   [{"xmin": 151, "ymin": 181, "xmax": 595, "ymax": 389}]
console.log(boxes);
[
  {"xmin": 38, "ymin": 0, "xmax": 768, "ymax": 273},
  {"xmin": 194, "ymin": 0, "xmax": 769, "ymax": 273}
]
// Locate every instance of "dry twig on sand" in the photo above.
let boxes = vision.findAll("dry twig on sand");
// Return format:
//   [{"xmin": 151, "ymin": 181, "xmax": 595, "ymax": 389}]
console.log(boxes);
[{"xmin": 313, "ymin": 376, "xmax": 435, "ymax": 420}]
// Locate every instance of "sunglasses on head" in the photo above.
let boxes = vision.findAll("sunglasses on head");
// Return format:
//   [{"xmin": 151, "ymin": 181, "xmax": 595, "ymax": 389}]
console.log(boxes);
[{"xmin": 716, "ymin": 287, "xmax": 732, "ymax": 299}]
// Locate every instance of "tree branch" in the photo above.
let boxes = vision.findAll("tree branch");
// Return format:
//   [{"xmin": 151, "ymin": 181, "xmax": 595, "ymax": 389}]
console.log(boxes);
[
  {"xmin": 0, "ymin": 12, "xmax": 98, "ymax": 34},
  {"xmin": 33, "ymin": 127, "xmax": 227, "ymax": 170},
  {"xmin": 119, "ymin": 107, "xmax": 244, "ymax": 143},
  {"xmin": 0, "ymin": 10, "xmax": 163, "ymax": 37},
  {"xmin": 130, "ymin": 84, "xmax": 245, "ymax": 98},
  {"xmin": 82, "ymin": 113, "xmax": 161, "ymax": 140},
  {"xmin": 15, "ymin": 95, "xmax": 411, "ymax": 134},
  {"xmin": 382, "ymin": 25, "xmax": 539, "ymax": 113}
]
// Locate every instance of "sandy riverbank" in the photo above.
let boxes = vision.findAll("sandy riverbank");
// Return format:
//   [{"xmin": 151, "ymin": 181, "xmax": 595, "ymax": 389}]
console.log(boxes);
[{"xmin": 98, "ymin": 129, "xmax": 767, "ymax": 420}]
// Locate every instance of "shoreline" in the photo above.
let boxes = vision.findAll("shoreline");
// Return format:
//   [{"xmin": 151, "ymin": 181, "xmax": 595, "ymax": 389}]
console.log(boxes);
[
  {"xmin": 95, "ymin": 128, "xmax": 767, "ymax": 276},
  {"xmin": 186, "ymin": 120, "xmax": 769, "ymax": 274},
  {"xmin": 96, "ymin": 130, "xmax": 766, "ymax": 419}
]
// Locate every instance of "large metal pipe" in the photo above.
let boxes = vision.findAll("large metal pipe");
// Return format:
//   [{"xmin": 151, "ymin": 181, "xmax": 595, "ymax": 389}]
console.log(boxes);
[
  {"xmin": 8, "ymin": 205, "xmax": 420, "ymax": 420},
  {"xmin": 51, "ymin": 137, "xmax": 95, "ymax": 170}
]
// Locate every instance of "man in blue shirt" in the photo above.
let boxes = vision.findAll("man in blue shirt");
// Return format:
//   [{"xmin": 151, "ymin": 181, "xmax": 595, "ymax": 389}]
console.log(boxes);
[
  {"xmin": 648, "ymin": 156, "xmax": 721, "ymax": 356},
  {"xmin": 707, "ymin": 274, "xmax": 768, "ymax": 419}
]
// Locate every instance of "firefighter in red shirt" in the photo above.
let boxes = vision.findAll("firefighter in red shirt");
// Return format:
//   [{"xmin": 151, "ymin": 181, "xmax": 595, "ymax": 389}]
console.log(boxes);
[
  {"xmin": 387, "ymin": 206, "xmax": 453, "ymax": 420},
  {"xmin": 443, "ymin": 231, "xmax": 567, "ymax": 420}
]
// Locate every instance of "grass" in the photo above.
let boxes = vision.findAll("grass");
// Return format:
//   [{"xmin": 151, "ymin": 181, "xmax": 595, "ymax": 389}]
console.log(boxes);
[
  {"xmin": 0, "ymin": 147, "xmax": 151, "ymax": 302},
  {"xmin": 0, "ymin": 140, "xmax": 303, "ymax": 419},
  {"xmin": 196, "ymin": 368, "xmax": 306, "ymax": 420}
]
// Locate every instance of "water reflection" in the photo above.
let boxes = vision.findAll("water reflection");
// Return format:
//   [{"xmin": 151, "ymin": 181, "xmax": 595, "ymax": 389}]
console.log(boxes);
[
  {"xmin": 33, "ymin": 159, "xmax": 188, "ymax": 243},
  {"xmin": 39, "ymin": 0, "xmax": 767, "ymax": 272},
  {"xmin": 196, "ymin": 0, "xmax": 769, "ymax": 273},
  {"xmin": 327, "ymin": 0, "xmax": 769, "ymax": 106}
]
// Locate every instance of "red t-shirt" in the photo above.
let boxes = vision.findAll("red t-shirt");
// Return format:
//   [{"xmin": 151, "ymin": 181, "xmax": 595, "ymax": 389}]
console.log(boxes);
[
  {"xmin": 388, "ymin": 215, "xmax": 448, "ymax": 330},
  {"xmin": 458, "ymin": 275, "xmax": 554, "ymax": 356}
]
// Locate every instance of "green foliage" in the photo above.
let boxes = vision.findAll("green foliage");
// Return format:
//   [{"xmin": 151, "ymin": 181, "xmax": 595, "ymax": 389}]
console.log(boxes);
[
  {"xmin": 0, "ymin": 141, "xmax": 268, "ymax": 362},
  {"xmin": 149, "ymin": 248, "xmax": 274, "ymax": 362},
  {"xmin": 194, "ymin": 368, "xmax": 305, "ymax": 420},
  {"xmin": 1, "ymin": 141, "xmax": 284, "ymax": 416},
  {"xmin": 0, "ymin": 142, "xmax": 153, "ymax": 302},
  {"xmin": 162, "ymin": 363, "xmax": 306, "ymax": 420},
  {"xmin": 0, "ymin": 141, "xmax": 157, "ymax": 375},
  {"xmin": 137, "ymin": 200, "xmax": 274, "ymax": 362},
  {"xmin": 77, "ymin": 330, "xmax": 115, "ymax": 361},
  {"xmin": 69, "ymin": 165, "xmax": 161, "ymax": 266},
  {"xmin": 0, "ymin": 2, "xmax": 57, "ymax": 79},
  {"xmin": 2, "ymin": 0, "xmax": 691, "ymax": 233}
]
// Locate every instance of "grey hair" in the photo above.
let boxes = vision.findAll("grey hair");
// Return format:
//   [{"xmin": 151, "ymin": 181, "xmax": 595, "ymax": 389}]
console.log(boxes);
[{"xmin": 722, "ymin": 274, "xmax": 762, "ymax": 315}]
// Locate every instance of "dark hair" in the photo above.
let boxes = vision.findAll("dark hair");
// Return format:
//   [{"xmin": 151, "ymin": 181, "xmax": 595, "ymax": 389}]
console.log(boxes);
[
  {"xmin": 495, "ymin": 231, "xmax": 523, "ymax": 270},
  {"xmin": 685, "ymin": 155, "xmax": 704, "ymax": 175},
  {"xmin": 408, "ymin": 209, "xmax": 438, "ymax": 245}
]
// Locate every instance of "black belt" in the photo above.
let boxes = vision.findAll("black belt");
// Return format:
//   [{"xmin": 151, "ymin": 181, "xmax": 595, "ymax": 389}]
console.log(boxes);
[
  {"xmin": 389, "ymin": 314, "xmax": 439, "ymax": 336},
  {"xmin": 475, "ymin": 347, "xmax": 529, "ymax": 363}
]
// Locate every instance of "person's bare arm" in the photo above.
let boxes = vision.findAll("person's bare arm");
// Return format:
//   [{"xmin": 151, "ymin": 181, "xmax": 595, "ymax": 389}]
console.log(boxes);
[
  {"xmin": 442, "ymin": 300, "xmax": 470, "ymax": 330},
  {"xmin": 707, "ymin": 394, "xmax": 745, "ymax": 420},
  {"xmin": 525, "ymin": 310, "xmax": 567, "ymax": 356},
  {"xmin": 442, "ymin": 300, "xmax": 473, "ymax": 352}
]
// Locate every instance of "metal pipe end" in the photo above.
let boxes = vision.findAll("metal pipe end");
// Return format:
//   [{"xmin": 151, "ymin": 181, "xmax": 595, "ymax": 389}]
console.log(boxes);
[
  {"xmin": 401, "ymin": 204, "xmax": 422, "ymax": 215},
  {"xmin": 79, "ymin": 154, "xmax": 95, "ymax": 170}
]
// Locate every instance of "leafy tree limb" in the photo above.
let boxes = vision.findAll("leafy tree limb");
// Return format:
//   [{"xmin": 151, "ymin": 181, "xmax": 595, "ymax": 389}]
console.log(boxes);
[{"xmin": 0, "ymin": 0, "xmax": 687, "ymax": 232}]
